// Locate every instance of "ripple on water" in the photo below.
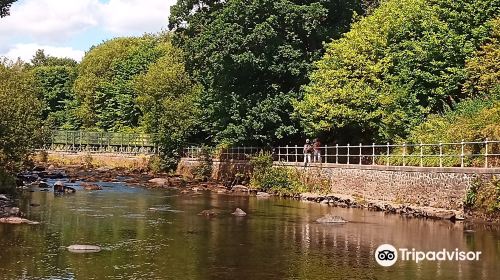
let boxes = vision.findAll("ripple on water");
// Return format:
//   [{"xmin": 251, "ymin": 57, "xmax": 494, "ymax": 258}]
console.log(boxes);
[{"xmin": 121, "ymin": 213, "xmax": 146, "ymax": 219}]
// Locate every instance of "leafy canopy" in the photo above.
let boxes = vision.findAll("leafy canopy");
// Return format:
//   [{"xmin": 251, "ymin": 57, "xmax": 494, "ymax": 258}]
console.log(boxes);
[
  {"xmin": 177, "ymin": 0, "xmax": 363, "ymax": 145},
  {"xmin": 295, "ymin": 0, "xmax": 500, "ymax": 143}
]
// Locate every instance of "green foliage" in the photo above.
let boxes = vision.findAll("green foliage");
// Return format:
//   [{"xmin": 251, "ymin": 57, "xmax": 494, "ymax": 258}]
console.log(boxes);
[
  {"xmin": 74, "ymin": 35, "xmax": 169, "ymax": 131},
  {"xmin": 0, "ymin": 0, "xmax": 16, "ymax": 18},
  {"xmin": 191, "ymin": 146, "xmax": 213, "ymax": 180},
  {"xmin": 383, "ymin": 92, "xmax": 500, "ymax": 167},
  {"xmin": 249, "ymin": 152, "xmax": 306, "ymax": 196},
  {"xmin": 176, "ymin": 0, "xmax": 362, "ymax": 145},
  {"xmin": 296, "ymin": 0, "xmax": 500, "ymax": 142},
  {"xmin": 0, "ymin": 61, "xmax": 45, "ymax": 173},
  {"xmin": 147, "ymin": 155, "xmax": 163, "ymax": 174},
  {"xmin": 30, "ymin": 51, "xmax": 79, "ymax": 129},
  {"xmin": 133, "ymin": 40, "xmax": 201, "ymax": 170},
  {"xmin": 463, "ymin": 18, "xmax": 500, "ymax": 97},
  {"xmin": 465, "ymin": 177, "xmax": 500, "ymax": 213}
]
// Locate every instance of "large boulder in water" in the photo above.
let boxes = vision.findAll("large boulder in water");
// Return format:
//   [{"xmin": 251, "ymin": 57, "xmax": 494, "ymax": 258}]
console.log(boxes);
[
  {"xmin": 67, "ymin": 244, "xmax": 101, "ymax": 253},
  {"xmin": 231, "ymin": 208, "xmax": 247, "ymax": 217},
  {"xmin": 231, "ymin": 185, "xmax": 249, "ymax": 193},
  {"xmin": 0, "ymin": 216, "xmax": 39, "ymax": 225},
  {"xmin": 316, "ymin": 214, "xmax": 348, "ymax": 224}
]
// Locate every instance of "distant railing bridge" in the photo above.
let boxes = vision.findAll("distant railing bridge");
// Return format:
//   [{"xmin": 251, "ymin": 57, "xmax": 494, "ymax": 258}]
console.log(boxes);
[{"xmin": 42, "ymin": 130, "xmax": 159, "ymax": 155}]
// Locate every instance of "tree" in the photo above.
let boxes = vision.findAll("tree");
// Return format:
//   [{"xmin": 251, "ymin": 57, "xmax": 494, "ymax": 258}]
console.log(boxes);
[
  {"xmin": 295, "ymin": 0, "xmax": 500, "ymax": 143},
  {"xmin": 0, "ymin": 0, "xmax": 16, "ymax": 18},
  {"xmin": 177, "ymin": 0, "xmax": 363, "ymax": 146},
  {"xmin": 463, "ymin": 18, "xmax": 500, "ymax": 97},
  {"xmin": 134, "ymin": 43, "xmax": 201, "ymax": 168},
  {"xmin": 0, "ymin": 61, "xmax": 44, "ymax": 173},
  {"xmin": 31, "ymin": 49, "xmax": 78, "ymax": 68},
  {"xmin": 30, "ymin": 50, "xmax": 79, "ymax": 129},
  {"xmin": 73, "ymin": 35, "xmax": 167, "ymax": 131}
]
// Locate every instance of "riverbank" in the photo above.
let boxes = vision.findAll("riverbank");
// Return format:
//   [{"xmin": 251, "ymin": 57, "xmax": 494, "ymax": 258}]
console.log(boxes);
[
  {"xmin": 13, "ymin": 159, "xmax": 498, "ymax": 224},
  {"xmin": 19, "ymin": 162, "xmax": 464, "ymax": 222}
]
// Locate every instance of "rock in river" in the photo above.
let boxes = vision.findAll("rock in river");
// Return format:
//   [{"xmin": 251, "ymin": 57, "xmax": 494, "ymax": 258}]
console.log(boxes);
[
  {"xmin": 67, "ymin": 245, "xmax": 101, "ymax": 253},
  {"xmin": 0, "ymin": 217, "xmax": 40, "ymax": 225},
  {"xmin": 82, "ymin": 183, "xmax": 103, "ymax": 191},
  {"xmin": 231, "ymin": 185, "xmax": 249, "ymax": 193},
  {"xmin": 316, "ymin": 214, "xmax": 348, "ymax": 224},
  {"xmin": 198, "ymin": 209, "xmax": 217, "ymax": 217},
  {"xmin": 232, "ymin": 208, "xmax": 247, "ymax": 217}
]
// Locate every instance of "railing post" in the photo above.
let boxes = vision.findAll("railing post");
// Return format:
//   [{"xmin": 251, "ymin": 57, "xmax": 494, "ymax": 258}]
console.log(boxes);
[
  {"xmin": 278, "ymin": 146, "xmax": 281, "ymax": 162},
  {"xmin": 402, "ymin": 142, "xmax": 406, "ymax": 167},
  {"xmin": 439, "ymin": 142, "xmax": 443, "ymax": 167},
  {"xmin": 372, "ymin": 143, "xmax": 375, "ymax": 165},
  {"xmin": 386, "ymin": 142, "xmax": 390, "ymax": 166},
  {"xmin": 324, "ymin": 145, "xmax": 328, "ymax": 164},
  {"xmin": 485, "ymin": 138, "xmax": 489, "ymax": 168},
  {"xmin": 335, "ymin": 144, "xmax": 338, "ymax": 164},
  {"xmin": 347, "ymin": 143, "xmax": 350, "ymax": 165},
  {"xmin": 461, "ymin": 140, "xmax": 465, "ymax": 167},
  {"xmin": 420, "ymin": 143, "xmax": 423, "ymax": 167},
  {"xmin": 359, "ymin": 143, "xmax": 362, "ymax": 165},
  {"xmin": 295, "ymin": 145, "xmax": 298, "ymax": 163},
  {"xmin": 286, "ymin": 145, "xmax": 289, "ymax": 162}
]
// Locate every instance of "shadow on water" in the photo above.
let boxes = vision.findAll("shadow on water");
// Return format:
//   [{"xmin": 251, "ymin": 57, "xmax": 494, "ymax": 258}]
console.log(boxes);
[{"xmin": 0, "ymin": 182, "xmax": 499, "ymax": 280}]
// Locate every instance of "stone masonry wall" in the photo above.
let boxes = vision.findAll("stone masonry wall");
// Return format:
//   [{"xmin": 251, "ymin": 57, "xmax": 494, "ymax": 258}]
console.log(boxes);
[
  {"xmin": 283, "ymin": 163, "xmax": 500, "ymax": 211},
  {"xmin": 177, "ymin": 158, "xmax": 500, "ymax": 212}
]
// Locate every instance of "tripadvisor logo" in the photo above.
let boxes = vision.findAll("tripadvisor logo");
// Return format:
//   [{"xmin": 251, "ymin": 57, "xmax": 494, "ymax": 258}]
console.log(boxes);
[{"xmin": 375, "ymin": 244, "xmax": 482, "ymax": 267}]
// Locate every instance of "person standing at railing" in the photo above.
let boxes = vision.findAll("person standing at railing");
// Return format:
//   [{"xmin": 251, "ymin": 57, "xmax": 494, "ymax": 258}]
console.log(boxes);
[
  {"xmin": 303, "ymin": 139, "xmax": 313, "ymax": 165},
  {"xmin": 312, "ymin": 138, "xmax": 321, "ymax": 163}
]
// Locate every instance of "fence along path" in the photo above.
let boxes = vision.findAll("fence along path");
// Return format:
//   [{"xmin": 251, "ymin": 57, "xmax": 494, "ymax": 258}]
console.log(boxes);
[
  {"xmin": 184, "ymin": 140, "xmax": 500, "ymax": 168},
  {"xmin": 43, "ymin": 130, "xmax": 159, "ymax": 154}
]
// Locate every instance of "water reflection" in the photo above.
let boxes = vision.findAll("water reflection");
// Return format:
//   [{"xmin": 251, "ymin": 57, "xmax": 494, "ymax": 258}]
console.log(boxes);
[{"xmin": 0, "ymin": 185, "xmax": 499, "ymax": 279}]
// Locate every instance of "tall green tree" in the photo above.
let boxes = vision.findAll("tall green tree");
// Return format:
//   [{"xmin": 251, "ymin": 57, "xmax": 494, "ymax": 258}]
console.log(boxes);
[
  {"xmin": 0, "ymin": 0, "xmax": 16, "ymax": 18},
  {"xmin": 30, "ymin": 50, "xmax": 79, "ymax": 129},
  {"xmin": 295, "ymin": 0, "xmax": 500, "ymax": 143},
  {"xmin": 134, "ymin": 42, "xmax": 201, "ymax": 168},
  {"xmin": 0, "ymin": 60, "xmax": 44, "ymax": 173},
  {"xmin": 176, "ymin": 0, "xmax": 363, "ymax": 145},
  {"xmin": 73, "ymin": 35, "xmax": 167, "ymax": 131}
]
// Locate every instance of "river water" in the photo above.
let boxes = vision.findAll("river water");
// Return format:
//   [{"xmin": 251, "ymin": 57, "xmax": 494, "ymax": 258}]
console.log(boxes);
[{"xmin": 0, "ymin": 181, "xmax": 499, "ymax": 280}]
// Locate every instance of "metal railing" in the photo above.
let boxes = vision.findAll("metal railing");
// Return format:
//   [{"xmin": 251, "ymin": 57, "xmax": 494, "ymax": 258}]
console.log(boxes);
[
  {"xmin": 184, "ymin": 139, "xmax": 500, "ymax": 168},
  {"xmin": 42, "ymin": 130, "xmax": 159, "ymax": 154}
]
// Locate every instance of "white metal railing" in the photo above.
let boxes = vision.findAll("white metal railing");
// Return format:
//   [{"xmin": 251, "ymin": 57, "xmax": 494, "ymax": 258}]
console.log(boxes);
[{"xmin": 183, "ymin": 139, "xmax": 500, "ymax": 168}]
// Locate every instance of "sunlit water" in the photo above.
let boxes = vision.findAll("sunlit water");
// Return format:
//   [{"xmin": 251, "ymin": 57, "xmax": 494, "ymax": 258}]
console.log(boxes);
[{"xmin": 0, "ymin": 180, "xmax": 499, "ymax": 280}]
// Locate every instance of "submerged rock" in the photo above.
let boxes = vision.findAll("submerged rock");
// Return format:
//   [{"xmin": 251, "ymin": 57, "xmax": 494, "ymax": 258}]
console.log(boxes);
[
  {"xmin": 316, "ymin": 214, "xmax": 348, "ymax": 224},
  {"xmin": 148, "ymin": 178, "xmax": 169, "ymax": 186},
  {"xmin": 0, "ymin": 216, "xmax": 40, "ymax": 225},
  {"xmin": 256, "ymin": 192, "xmax": 271, "ymax": 198},
  {"xmin": 231, "ymin": 185, "xmax": 249, "ymax": 193},
  {"xmin": 198, "ymin": 209, "xmax": 217, "ymax": 217},
  {"xmin": 67, "ymin": 244, "xmax": 101, "ymax": 253},
  {"xmin": 54, "ymin": 181, "xmax": 65, "ymax": 192},
  {"xmin": 81, "ymin": 183, "xmax": 103, "ymax": 191},
  {"xmin": 232, "ymin": 208, "xmax": 247, "ymax": 217}
]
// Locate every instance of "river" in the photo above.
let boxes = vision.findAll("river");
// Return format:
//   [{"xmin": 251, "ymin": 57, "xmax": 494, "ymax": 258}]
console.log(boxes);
[{"xmin": 0, "ymin": 180, "xmax": 499, "ymax": 280}]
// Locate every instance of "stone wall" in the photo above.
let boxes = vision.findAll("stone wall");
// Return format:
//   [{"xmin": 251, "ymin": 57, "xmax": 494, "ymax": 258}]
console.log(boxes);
[
  {"xmin": 177, "ymin": 158, "xmax": 252, "ymax": 184},
  {"xmin": 177, "ymin": 158, "xmax": 500, "ymax": 212},
  {"xmin": 283, "ymin": 163, "xmax": 500, "ymax": 211}
]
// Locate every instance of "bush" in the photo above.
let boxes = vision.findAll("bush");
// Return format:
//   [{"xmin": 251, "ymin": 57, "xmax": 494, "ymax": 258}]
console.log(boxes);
[
  {"xmin": 465, "ymin": 177, "xmax": 500, "ymax": 213},
  {"xmin": 192, "ymin": 146, "xmax": 213, "ymax": 180},
  {"xmin": 249, "ymin": 152, "xmax": 307, "ymax": 196},
  {"xmin": 147, "ymin": 155, "xmax": 163, "ymax": 174}
]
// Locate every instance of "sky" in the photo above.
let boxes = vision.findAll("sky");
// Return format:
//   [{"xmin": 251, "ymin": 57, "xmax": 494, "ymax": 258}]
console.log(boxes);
[{"xmin": 0, "ymin": 0, "xmax": 177, "ymax": 62}]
